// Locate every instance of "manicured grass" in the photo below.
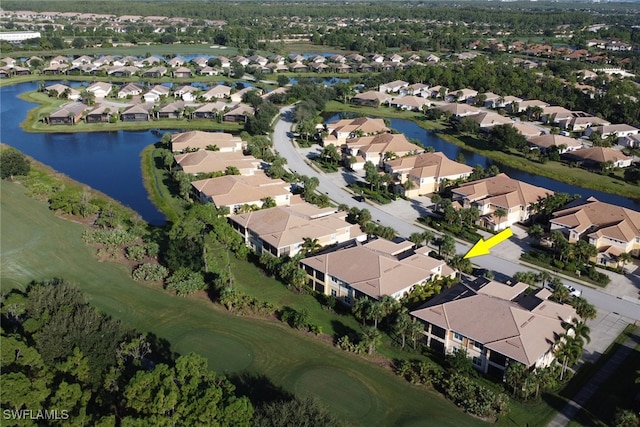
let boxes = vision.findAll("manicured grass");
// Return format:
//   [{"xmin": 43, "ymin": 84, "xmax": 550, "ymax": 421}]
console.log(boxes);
[{"xmin": 1, "ymin": 180, "xmax": 488, "ymax": 427}]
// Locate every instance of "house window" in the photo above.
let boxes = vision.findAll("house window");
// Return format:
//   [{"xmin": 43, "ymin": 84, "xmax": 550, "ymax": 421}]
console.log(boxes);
[
  {"xmin": 472, "ymin": 356, "xmax": 482, "ymax": 367},
  {"xmin": 344, "ymin": 296, "xmax": 351, "ymax": 305},
  {"xmin": 331, "ymin": 289, "xmax": 337, "ymax": 297},
  {"xmin": 473, "ymin": 341, "xmax": 484, "ymax": 351},
  {"xmin": 453, "ymin": 332, "xmax": 464, "ymax": 342}
]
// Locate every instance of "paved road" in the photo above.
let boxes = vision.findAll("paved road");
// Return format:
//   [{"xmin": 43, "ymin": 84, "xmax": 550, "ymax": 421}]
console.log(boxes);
[{"xmin": 273, "ymin": 107, "xmax": 640, "ymax": 322}]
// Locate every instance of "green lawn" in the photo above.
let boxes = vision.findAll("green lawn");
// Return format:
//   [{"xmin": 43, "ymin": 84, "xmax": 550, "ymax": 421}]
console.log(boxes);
[{"xmin": 0, "ymin": 180, "xmax": 488, "ymax": 427}]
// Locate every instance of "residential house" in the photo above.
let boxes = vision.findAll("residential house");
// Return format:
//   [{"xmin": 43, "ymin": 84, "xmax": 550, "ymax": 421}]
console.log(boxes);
[
  {"xmin": 527, "ymin": 134, "xmax": 583, "ymax": 154},
  {"xmin": 563, "ymin": 147, "xmax": 633, "ymax": 169},
  {"xmin": 71, "ymin": 55, "xmax": 93, "ymax": 67},
  {"xmin": 107, "ymin": 65, "xmax": 139, "ymax": 77},
  {"xmin": 436, "ymin": 103, "xmax": 481, "ymax": 118},
  {"xmin": 223, "ymin": 104, "xmax": 254, "ymax": 122},
  {"xmin": 407, "ymin": 83, "xmax": 430, "ymax": 97},
  {"xmin": 351, "ymin": 91, "xmax": 392, "ymax": 107},
  {"xmin": 202, "ymin": 85, "xmax": 231, "ymax": 101},
  {"xmin": 143, "ymin": 85, "xmax": 170, "ymax": 103},
  {"xmin": 172, "ymin": 66, "xmax": 192, "ymax": 78},
  {"xmin": 511, "ymin": 99, "xmax": 550, "ymax": 114},
  {"xmin": 157, "ymin": 101, "xmax": 186, "ymax": 119},
  {"xmin": 192, "ymin": 102, "xmax": 229, "ymax": 120},
  {"xmin": 248, "ymin": 55, "xmax": 268, "ymax": 67},
  {"xmin": 379, "ymin": 80, "xmax": 409, "ymax": 94},
  {"xmin": 411, "ymin": 276, "xmax": 576, "ymax": 377},
  {"xmin": 445, "ymin": 88, "xmax": 478, "ymax": 103},
  {"xmin": 142, "ymin": 66, "xmax": 167, "ymax": 78},
  {"xmin": 324, "ymin": 117, "xmax": 389, "ymax": 146},
  {"xmin": 167, "ymin": 57, "xmax": 185, "ymax": 68},
  {"xmin": 171, "ymin": 130, "xmax": 244, "ymax": 153},
  {"xmin": 261, "ymin": 87, "xmax": 288, "ymax": 101},
  {"xmin": 120, "ymin": 104, "xmax": 151, "ymax": 122},
  {"xmin": 384, "ymin": 152, "xmax": 474, "ymax": 197},
  {"xmin": 470, "ymin": 112, "xmax": 514, "ymax": 129},
  {"xmin": 0, "ymin": 57, "xmax": 16, "ymax": 67},
  {"xmin": 49, "ymin": 55, "xmax": 69, "ymax": 66},
  {"xmin": 142, "ymin": 56, "xmax": 163, "ymax": 66},
  {"xmin": 86, "ymin": 81, "xmax": 112, "ymax": 98},
  {"xmin": 541, "ymin": 106, "xmax": 575, "ymax": 125},
  {"xmin": 0, "ymin": 68, "xmax": 10, "ymax": 78},
  {"xmin": 344, "ymin": 133, "xmax": 423, "ymax": 170},
  {"xmin": 117, "ymin": 83, "xmax": 144, "ymax": 99},
  {"xmin": 173, "ymin": 85, "xmax": 199, "ymax": 102},
  {"xmin": 84, "ymin": 104, "xmax": 113, "ymax": 123},
  {"xmin": 228, "ymin": 203, "xmax": 366, "ymax": 258},
  {"xmin": 288, "ymin": 62, "xmax": 308, "ymax": 72},
  {"xmin": 451, "ymin": 173, "xmax": 554, "ymax": 230},
  {"xmin": 230, "ymin": 87, "xmax": 261, "ymax": 103},
  {"xmin": 191, "ymin": 171, "xmax": 292, "ymax": 213},
  {"xmin": 301, "ymin": 239, "xmax": 453, "ymax": 304},
  {"xmin": 44, "ymin": 84, "xmax": 80, "ymax": 101},
  {"xmin": 175, "ymin": 150, "xmax": 261, "ymax": 176},
  {"xmin": 42, "ymin": 63, "xmax": 68, "ymax": 75},
  {"xmin": 388, "ymin": 95, "xmax": 430, "ymax": 111},
  {"xmin": 230, "ymin": 56, "xmax": 250, "ymax": 67},
  {"xmin": 550, "ymin": 197, "xmax": 640, "ymax": 266},
  {"xmin": 47, "ymin": 102, "xmax": 87, "ymax": 125},
  {"xmin": 511, "ymin": 122, "xmax": 544, "ymax": 138},
  {"xmin": 585, "ymin": 124, "xmax": 639, "ymax": 143},
  {"xmin": 199, "ymin": 66, "xmax": 219, "ymax": 76}
]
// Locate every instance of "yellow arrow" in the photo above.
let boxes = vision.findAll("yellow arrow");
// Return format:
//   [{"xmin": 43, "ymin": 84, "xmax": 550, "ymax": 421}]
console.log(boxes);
[{"xmin": 464, "ymin": 227, "xmax": 513, "ymax": 259}]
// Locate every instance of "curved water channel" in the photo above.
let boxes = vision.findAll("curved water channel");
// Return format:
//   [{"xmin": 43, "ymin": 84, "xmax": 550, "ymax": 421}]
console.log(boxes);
[{"xmin": 1, "ymin": 82, "xmax": 638, "ymax": 228}]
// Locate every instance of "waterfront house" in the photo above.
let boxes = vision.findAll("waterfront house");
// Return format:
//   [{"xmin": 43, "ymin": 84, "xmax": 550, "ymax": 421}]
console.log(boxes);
[
  {"xmin": 343, "ymin": 133, "xmax": 423, "ymax": 170},
  {"xmin": 384, "ymin": 152, "xmax": 474, "ymax": 197},
  {"xmin": 202, "ymin": 85, "xmax": 231, "ymax": 101},
  {"xmin": 120, "ymin": 104, "xmax": 151, "ymax": 122},
  {"xmin": 563, "ymin": 147, "xmax": 633, "ymax": 169},
  {"xmin": 143, "ymin": 85, "xmax": 170, "ymax": 103},
  {"xmin": 223, "ymin": 104, "xmax": 254, "ymax": 122},
  {"xmin": 173, "ymin": 85, "xmax": 199, "ymax": 102},
  {"xmin": 351, "ymin": 91, "xmax": 392, "ymax": 107},
  {"xmin": 142, "ymin": 66, "xmax": 167, "ymax": 78},
  {"xmin": 379, "ymin": 80, "xmax": 409, "ymax": 94},
  {"xmin": 527, "ymin": 134, "xmax": 582, "ymax": 154},
  {"xmin": 191, "ymin": 171, "xmax": 291, "ymax": 213},
  {"xmin": 301, "ymin": 239, "xmax": 453, "ymax": 304},
  {"xmin": 175, "ymin": 150, "xmax": 261, "ymax": 176},
  {"xmin": 157, "ymin": 101, "xmax": 186, "ymax": 119},
  {"xmin": 86, "ymin": 81, "xmax": 112, "ymax": 98},
  {"xmin": 469, "ymin": 112, "xmax": 514, "ymax": 129},
  {"xmin": 84, "ymin": 105, "xmax": 113, "ymax": 123},
  {"xmin": 451, "ymin": 173, "xmax": 554, "ymax": 231},
  {"xmin": 550, "ymin": 197, "xmax": 640, "ymax": 266},
  {"xmin": 48, "ymin": 102, "xmax": 87, "ymax": 125},
  {"xmin": 435, "ymin": 103, "xmax": 481, "ymax": 118},
  {"xmin": 228, "ymin": 203, "xmax": 366, "ymax": 258},
  {"xmin": 411, "ymin": 277, "xmax": 576, "ymax": 378},
  {"xmin": 44, "ymin": 84, "xmax": 80, "ymax": 101},
  {"xmin": 388, "ymin": 95, "xmax": 430, "ymax": 111},
  {"xmin": 192, "ymin": 102, "xmax": 229, "ymax": 120},
  {"xmin": 324, "ymin": 117, "xmax": 390, "ymax": 146},
  {"xmin": 173, "ymin": 66, "xmax": 192, "ymax": 78},
  {"xmin": 171, "ymin": 130, "xmax": 244, "ymax": 153}
]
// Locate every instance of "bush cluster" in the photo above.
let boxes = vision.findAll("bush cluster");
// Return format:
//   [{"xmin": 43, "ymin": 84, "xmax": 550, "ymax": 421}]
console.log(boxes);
[
  {"xmin": 82, "ymin": 228, "xmax": 138, "ymax": 247},
  {"xmin": 132, "ymin": 263, "xmax": 169, "ymax": 282}
]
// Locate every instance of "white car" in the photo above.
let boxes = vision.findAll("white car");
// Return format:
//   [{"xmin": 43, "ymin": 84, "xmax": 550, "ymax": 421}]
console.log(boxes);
[{"xmin": 564, "ymin": 284, "xmax": 582, "ymax": 298}]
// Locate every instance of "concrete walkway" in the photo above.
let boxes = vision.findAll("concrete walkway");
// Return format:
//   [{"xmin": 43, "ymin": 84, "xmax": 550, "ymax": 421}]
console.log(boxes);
[{"xmin": 547, "ymin": 328, "xmax": 640, "ymax": 427}]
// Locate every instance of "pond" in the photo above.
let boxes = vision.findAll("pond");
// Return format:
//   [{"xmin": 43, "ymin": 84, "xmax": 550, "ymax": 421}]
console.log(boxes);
[{"xmin": 0, "ymin": 81, "xmax": 168, "ymax": 225}]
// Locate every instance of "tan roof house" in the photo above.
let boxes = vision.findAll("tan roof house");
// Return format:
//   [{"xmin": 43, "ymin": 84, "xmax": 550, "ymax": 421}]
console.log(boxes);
[
  {"xmin": 171, "ymin": 131, "xmax": 244, "ymax": 153},
  {"xmin": 550, "ymin": 197, "xmax": 640, "ymax": 264},
  {"xmin": 344, "ymin": 133, "xmax": 423, "ymax": 170},
  {"xmin": 201, "ymin": 85, "xmax": 232, "ymax": 101},
  {"xmin": 527, "ymin": 134, "xmax": 583, "ymax": 153},
  {"xmin": 389, "ymin": 95, "xmax": 430, "ymax": 111},
  {"xmin": 191, "ymin": 171, "xmax": 291, "ymax": 213},
  {"xmin": 351, "ymin": 91, "xmax": 392, "ymax": 107},
  {"xmin": 384, "ymin": 152, "xmax": 473, "ymax": 197},
  {"xmin": 563, "ymin": 147, "xmax": 633, "ymax": 169},
  {"xmin": 324, "ymin": 117, "xmax": 389, "ymax": 146},
  {"xmin": 228, "ymin": 203, "xmax": 366, "ymax": 258},
  {"xmin": 469, "ymin": 112, "xmax": 514, "ymax": 128},
  {"xmin": 86, "ymin": 81, "xmax": 112, "ymax": 98},
  {"xmin": 436, "ymin": 103, "xmax": 481, "ymax": 118},
  {"xmin": 452, "ymin": 173, "xmax": 554, "ymax": 231},
  {"xmin": 174, "ymin": 150, "xmax": 261, "ymax": 176},
  {"xmin": 511, "ymin": 122, "xmax": 544, "ymax": 138},
  {"xmin": 585, "ymin": 124, "xmax": 639, "ymax": 141},
  {"xmin": 411, "ymin": 277, "xmax": 576, "ymax": 376},
  {"xmin": 379, "ymin": 80, "xmax": 409, "ymax": 94},
  {"xmin": 44, "ymin": 84, "xmax": 80, "ymax": 101},
  {"xmin": 301, "ymin": 238, "xmax": 453, "ymax": 304}
]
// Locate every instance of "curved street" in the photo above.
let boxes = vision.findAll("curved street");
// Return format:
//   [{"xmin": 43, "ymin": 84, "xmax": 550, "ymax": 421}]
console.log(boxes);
[{"xmin": 273, "ymin": 106, "xmax": 640, "ymax": 326}]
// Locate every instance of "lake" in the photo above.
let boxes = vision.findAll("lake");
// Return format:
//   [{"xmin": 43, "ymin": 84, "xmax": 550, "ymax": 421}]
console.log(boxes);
[{"xmin": 0, "ymin": 81, "xmax": 167, "ymax": 225}]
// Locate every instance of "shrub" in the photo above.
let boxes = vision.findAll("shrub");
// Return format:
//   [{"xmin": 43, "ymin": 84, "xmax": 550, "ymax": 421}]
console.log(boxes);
[
  {"xmin": 165, "ymin": 268, "xmax": 207, "ymax": 296},
  {"xmin": 0, "ymin": 148, "xmax": 30, "ymax": 179},
  {"xmin": 82, "ymin": 229, "xmax": 137, "ymax": 246},
  {"xmin": 145, "ymin": 241, "xmax": 160, "ymax": 258},
  {"xmin": 132, "ymin": 263, "xmax": 168, "ymax": 282},
  {"xmin": 126, "ymin": 245, "xmax": 147, "ymax": 262}
]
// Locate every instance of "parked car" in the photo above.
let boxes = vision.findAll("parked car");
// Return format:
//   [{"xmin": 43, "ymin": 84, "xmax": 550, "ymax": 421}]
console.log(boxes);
[{"xmin": 564, "ymin": 284, "xmax": 582, "ymax": 298}]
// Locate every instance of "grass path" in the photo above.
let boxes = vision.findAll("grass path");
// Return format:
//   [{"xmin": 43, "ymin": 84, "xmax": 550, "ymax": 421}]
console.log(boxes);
[{"xmin": 0, "ymin": 181, "xmax": 487, "ymax": 427}]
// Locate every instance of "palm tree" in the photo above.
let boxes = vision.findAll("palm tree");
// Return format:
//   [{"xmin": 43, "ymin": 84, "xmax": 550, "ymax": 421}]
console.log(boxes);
[
  {"xmin": 361, "ymin": 326, "xmax": 381, "ymax": 355},
  {"xmin": 566, "ymin": 318, "xmax": 591, "ymax": 347},
  {"xmin": 352, "ymin": 298, "xmax": 372, "ymax": 327},
  {"xmin": 394, "ymin": 309, "xmax": 413, "ymax": 349},
  {"xmin": 555, "ymin": 335, "xmax": 582, "ymax": 380},
  {"xmin": 301, "ymin": 237, "xmax": 321, "ymax": 255},
  {"xmin": 430, "ymin": 193, "xmax": 442, "ymax": 211},
  {"xmin": 618, "ymin": 252, "xmax": 632, "ymax": 270},
  {"xmin": 493, "ymin": 207, "xmax": 507, "ymax": 230}
]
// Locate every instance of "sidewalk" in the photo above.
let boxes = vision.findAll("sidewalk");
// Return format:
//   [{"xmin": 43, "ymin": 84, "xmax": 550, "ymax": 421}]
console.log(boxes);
[{"xmin": 547, "ymin": 328, "xmax": 640, "ymax": 427}]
